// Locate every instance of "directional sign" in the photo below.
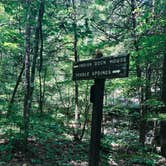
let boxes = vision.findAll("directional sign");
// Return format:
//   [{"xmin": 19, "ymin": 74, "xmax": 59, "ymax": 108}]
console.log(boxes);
[{"xmin": 73, "ymin": 54, "xmax": 129, "ymax": 80}]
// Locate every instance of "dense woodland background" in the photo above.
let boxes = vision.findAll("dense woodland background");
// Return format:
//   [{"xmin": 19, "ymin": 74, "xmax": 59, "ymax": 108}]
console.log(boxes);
[{"xmin": 0, "ymin": 0, "xmax": 166, "ymax": 165}]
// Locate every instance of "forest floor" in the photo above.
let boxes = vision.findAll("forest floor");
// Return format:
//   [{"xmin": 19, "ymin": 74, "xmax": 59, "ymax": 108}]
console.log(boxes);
[{"xmin": 0, "ymin": 113, "xmax": 166, "ymax": 166}]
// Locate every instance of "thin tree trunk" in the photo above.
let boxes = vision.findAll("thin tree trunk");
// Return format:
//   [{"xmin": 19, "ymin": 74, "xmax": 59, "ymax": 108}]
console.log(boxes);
[
  {"xmin": 145, "ymin": 64, "xmax": 151, "ymax": 100},
  {"xmin": 38, "ymin": 69, "xmax": 46, "ymax": 115},
  {"xmin": 79, "ymin": 103, "xmax": 90, "ymax": 141},
  {"xmin": 39, "ymin": 72, "xmax": 43, "ymax": 114},
  {"xmin": 72, "ymin": 0, "xmax": 80, "ymax": 141},
  {"xmin": 79, "ymin": 82, "xmax": 90, "ymax": 141},
  {"xmin": 54, "ymin": 77, "xmax": 66, "ymax": 108},
  {"xmin": 23, "ymin": 0, "xmax": 31, "ymax": 150},
  {"xmin": 29, "ymin": 0, "xmax": 45, "ymax": 108},
  {"xmin": 38, "ymin": 3, "xmax": 44, "ymax": 114},
  {"xmin": 7, "ymin": 63, "xmax": 25, "ymax": 117},
  {"xmin": 160, "ymin": 1, "xmax": 166, "ymax": 156},
  {"xmin": 54, "ymin": 78, "xmax": 70, "ymax": 123}
]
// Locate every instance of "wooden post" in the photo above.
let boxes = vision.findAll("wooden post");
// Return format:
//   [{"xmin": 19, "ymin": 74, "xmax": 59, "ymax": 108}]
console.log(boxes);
[
  {"xmin": 89, "ymin": 79, "xmax": 105, "ymax": 166},
  {"xmin": 89, "ymin": 49, "xmax": 105, "ymax": 166}
]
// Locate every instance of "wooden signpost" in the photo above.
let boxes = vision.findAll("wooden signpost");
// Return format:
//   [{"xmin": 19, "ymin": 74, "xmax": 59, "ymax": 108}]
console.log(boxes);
[{"xmin": 72, "ymin": 54, "xmax": 129, "ymax": 166}]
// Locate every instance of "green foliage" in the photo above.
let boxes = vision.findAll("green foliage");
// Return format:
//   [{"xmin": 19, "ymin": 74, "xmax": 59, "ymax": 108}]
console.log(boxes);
[
  {"xmin": 129, "ymin": 153, "xmax": 157, "ymax": 166},
  {"xmin": 0, "ymin": 0, "xmax": 166, "ymax": 165},
  {"xmin": 145, "ymin": 99, "xmax": 165, "ymax": 109}
]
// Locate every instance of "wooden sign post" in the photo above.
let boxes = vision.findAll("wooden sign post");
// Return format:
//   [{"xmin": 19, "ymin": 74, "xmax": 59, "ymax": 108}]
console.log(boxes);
[
  {"xmin": 89, "ymin": 78, "xmax": 105, "ymax": 166},
  {"xmin": 72, "ymin": 54, "xmax": 129, "ymax": 166}
]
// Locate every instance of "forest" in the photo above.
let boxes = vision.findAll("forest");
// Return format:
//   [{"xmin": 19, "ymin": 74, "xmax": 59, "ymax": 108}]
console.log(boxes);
[{"xmin": 0, "ymin": 0, "xmax": 166, "ymax": 165}]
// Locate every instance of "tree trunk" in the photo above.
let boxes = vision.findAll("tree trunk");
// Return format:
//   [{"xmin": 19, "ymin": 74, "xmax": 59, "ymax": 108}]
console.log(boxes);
[
  {"xmin": 23, "ymin": 0, "xmax": 31, "ymax": 150},
  {"xmin": 38, "ymin": 2, "xmax": 44, "ymax": 114},
  {"xmin": 72, "ymin": 0, "xmax": 80, "ymax": 141},
  {"xmin": 38, "ymin": 71, "xmax": 46, "ymax": 115},
  {"xmin": 141, "ymin": 64, "xmax": 152, "ymax": 145},
  {"xmin": 145, "ymin": 64, "xmax": 151, "ymax": 100},
  {"xmin": 79, "ymin": 82, "xmax": 90, "ymax": 141},
  {"xmin": 29, "ymin": 0, "xmax": 45, "ymax": 109},
  {"xmin": 7, "ymin": 63, "xmax": 25, "ymax": 117}
]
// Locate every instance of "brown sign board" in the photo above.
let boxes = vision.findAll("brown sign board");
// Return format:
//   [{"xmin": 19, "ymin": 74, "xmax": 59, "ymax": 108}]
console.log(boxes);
[{"xmin": 72, "ymin": 54, "xmax": 129, "ymax": 80}]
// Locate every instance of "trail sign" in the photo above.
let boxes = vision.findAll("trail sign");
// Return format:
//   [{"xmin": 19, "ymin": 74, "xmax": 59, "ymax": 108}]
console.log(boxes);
[
  {"xmin": 72, "ymin": 53, "xmax": 129, "ymax": 166},
  {"xmin": 73, "ymin": 54, "xmax": 129, "ymax": 80}
]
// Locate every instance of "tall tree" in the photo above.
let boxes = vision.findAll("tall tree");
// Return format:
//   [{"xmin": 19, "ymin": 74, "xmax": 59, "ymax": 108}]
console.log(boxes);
[
  {"xmin": 38, "ymin": 2, "xmax": 45, "ymax": 114},
  {"xmin": 29, "ymin": 0, "xmax": 45, "ymax": 110},
  {"xmin": 72, "ymin": 0, "xmax": 80, "ymax": 141},
  {"xmin": 23, "ymin": 0, "xmax": 31, "ymax": 150}
]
